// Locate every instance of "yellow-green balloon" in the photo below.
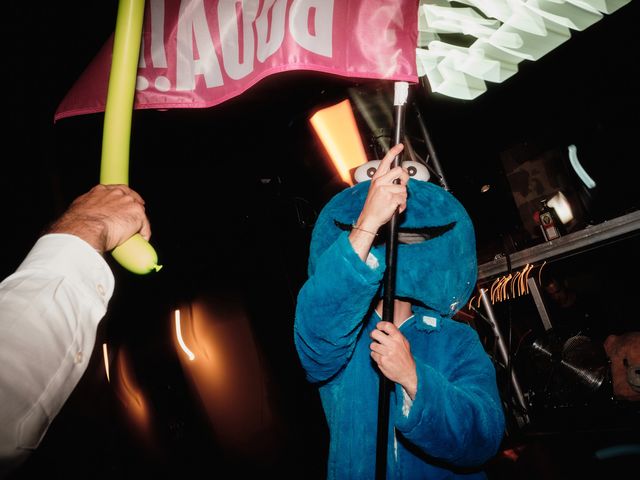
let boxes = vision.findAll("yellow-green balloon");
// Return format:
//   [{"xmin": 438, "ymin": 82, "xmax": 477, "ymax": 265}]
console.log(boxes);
[
  {"xmin": 101, "ymin": 0, "xmax": 161, "ymax": 275},
  {"xmin": 112, "ymin": 234, "xmax": 162, "ymax": 274}
]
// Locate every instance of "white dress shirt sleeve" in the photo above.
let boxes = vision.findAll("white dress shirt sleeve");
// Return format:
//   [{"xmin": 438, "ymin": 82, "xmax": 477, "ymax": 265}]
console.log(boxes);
[{"xmin": 0, "ymin": 233, "xmax": 114, "ymax": 471}]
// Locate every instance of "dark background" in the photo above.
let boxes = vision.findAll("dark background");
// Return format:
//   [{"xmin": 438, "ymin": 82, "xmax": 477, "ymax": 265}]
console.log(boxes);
[{"xmin": 2, "ymin": 1, "xmax": 639, "ymax": 478}]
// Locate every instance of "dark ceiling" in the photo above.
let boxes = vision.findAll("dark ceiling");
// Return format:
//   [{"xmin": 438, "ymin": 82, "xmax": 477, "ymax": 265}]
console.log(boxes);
[
  {"xmin": 3, "ymin": 1, "xmax": 639, "ymax": 273},
  {"xmin": 1, "ymin": 1, "xmax": 639, "ymax": 478}
]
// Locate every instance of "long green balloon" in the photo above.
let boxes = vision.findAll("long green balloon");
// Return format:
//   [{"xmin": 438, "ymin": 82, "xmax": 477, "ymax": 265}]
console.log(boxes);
[{"xmin": 101, "ymin": 0, "xmax": 161, "ymax": 274}]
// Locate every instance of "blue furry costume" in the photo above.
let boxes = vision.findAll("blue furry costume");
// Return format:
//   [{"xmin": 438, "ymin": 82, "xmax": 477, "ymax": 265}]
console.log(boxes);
[{"xmin": 294, "ymin": 179, "xmax": 505, "ymax": 479}]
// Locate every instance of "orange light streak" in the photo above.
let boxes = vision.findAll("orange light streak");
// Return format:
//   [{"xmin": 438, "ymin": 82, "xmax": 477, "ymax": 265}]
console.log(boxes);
[
  {"xmin": 113, "ymin": 348, "xmax": 153, "ymax": 447},
  {"xmin": 309, "ymin": 99, "xmax": 368, "ymax": 186}
]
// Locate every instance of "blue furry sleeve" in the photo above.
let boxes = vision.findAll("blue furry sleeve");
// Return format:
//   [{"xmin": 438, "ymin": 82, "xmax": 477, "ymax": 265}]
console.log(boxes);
[
  {"xmin": 294, "ymin": 232, "xmax": 383, "ymax": 383},
  {"xmin": 393, "ymin": 326, "xmax": 505, "ymax": 466}
]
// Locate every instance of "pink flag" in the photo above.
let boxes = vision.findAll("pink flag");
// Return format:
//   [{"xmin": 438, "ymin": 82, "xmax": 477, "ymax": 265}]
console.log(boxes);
[{"xmin": 55, "ymin": 0, "xmax": 418, "ymax": 122}]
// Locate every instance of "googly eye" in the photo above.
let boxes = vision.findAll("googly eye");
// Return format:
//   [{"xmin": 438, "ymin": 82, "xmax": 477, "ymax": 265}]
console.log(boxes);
[
  {"xmin": 353, "ymin": 160, "xmax": 382, "ymax": 183},
  {"xmin": 403, "ymin": 161, "xmax": 430, "ymax": 182}
]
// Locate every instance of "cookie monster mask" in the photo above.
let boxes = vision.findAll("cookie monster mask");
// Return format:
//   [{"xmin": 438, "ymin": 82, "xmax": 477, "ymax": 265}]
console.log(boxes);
[{"xmin": 308, "ymin": 174, "xmax": 477, "ymax": 318}]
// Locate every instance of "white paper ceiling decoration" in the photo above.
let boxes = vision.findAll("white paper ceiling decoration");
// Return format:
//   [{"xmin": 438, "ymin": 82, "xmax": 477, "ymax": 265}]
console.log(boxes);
[{"xmin": 416, "ymin": 0, "xmax": 633, "ymax": 100}]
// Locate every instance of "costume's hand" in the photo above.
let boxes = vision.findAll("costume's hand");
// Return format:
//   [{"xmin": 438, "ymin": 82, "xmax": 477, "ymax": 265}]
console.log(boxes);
[
  {"xmin": 47, "ymin": 184, "xmax": 151, "ymax": 253},
  {"xmin": 370, "ymin": 321, "xmax": 418, "ymax": 399},
  {"xmin": 355, "ymin": 144, "xmax": 408, "ymax": 234}
]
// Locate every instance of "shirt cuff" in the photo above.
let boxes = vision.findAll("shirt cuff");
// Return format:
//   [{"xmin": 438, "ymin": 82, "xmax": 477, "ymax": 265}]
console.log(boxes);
[{"xmin": 17, "ymin": 234, "xmax": 115, "ymax": 307}]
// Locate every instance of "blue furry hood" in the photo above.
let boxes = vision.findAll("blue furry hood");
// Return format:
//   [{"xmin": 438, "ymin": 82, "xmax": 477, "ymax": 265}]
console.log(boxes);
[{"xmin": 308, "ymin": 180, "xmax": 477, "ymax": 317}]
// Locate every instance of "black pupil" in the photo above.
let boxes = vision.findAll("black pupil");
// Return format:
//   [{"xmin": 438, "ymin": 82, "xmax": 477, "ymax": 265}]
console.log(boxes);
[
  {"xmin": 367, "ymin": 167, "xmax": 377, "ymax": 178},
  {"xmin": 408, "ymin": 166, "xmax": 417, "ymax": 176}
]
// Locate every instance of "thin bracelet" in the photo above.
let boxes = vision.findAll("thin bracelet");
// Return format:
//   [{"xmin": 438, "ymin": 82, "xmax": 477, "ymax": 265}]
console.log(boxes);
[{"xmin": 351, "ymin": 224, "xmax": 378, "ymax": 237}]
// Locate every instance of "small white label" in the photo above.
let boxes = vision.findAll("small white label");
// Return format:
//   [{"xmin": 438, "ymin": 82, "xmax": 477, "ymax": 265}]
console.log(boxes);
[{"xmin": 422, "ymin": 315, "xmax": 438, "ymax": 327}]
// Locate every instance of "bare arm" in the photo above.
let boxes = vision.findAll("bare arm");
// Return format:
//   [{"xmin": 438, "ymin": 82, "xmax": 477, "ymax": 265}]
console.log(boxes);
[
  {"xmin": 349, "ymin": 144, "xmax": 408, "ymax": 261},
  {"xmin": 0, "ymin": 184, "xmax": 151, "ymax": 472}
]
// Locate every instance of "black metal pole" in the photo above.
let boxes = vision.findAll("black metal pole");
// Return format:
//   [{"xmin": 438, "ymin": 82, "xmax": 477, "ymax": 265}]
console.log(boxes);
[
  {"xmin": 413, "ymin": 102, "xmax": 449, "ymax": 191},
  {"xmin": 375, "ymin": 82, "xmax": 408, "ymax": 480}
]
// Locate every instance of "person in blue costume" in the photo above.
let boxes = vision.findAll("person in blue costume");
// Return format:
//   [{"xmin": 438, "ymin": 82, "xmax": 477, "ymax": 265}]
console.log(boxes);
[{"xmin": 294, "ymin": 144, "xmax": 505, "ymax": 479}]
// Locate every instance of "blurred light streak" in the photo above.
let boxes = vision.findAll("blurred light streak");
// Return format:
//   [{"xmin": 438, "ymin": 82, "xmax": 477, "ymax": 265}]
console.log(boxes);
[
  {"xmin": 114, "ymin": 348, "xmax": 153, "ymax": 444},
  {"xmin": 309, "ymin": 99, "xmax": 368, "ymax": 185},
  {"xmin": 485, "ymin": 262, "xmax": 549, "ymax": 304},
  {"xmin": 568, "ymin": 144, "xmax": 596, "ymax": 189},
  {"xmin": 175, "ymin": 308, "xmax": 195, "ymax": 361},
  {"xmin": 102, "ymin": 342, "xmax": 110, "ymax": 382},
  {"xmin": 174, "ymin": 298, "xmax": 278, "ymax": 457}
]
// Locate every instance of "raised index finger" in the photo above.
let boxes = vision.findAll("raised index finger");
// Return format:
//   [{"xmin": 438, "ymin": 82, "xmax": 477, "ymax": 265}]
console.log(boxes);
[{"xmin": 372, "ymin": 144, "xmax": 404, "ymax": 179}]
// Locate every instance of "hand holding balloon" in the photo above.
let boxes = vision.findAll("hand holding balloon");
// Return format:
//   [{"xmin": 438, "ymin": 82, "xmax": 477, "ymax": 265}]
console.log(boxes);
[{"xmin": 47, "ymin": 184, "xmax": 160, "ymax": 272}]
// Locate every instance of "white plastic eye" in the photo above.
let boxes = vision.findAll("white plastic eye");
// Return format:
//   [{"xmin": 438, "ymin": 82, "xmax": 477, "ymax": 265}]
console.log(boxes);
[
  {"xmin": 353, "ymin": 160, "xmax": 382, "ymax": 183},
  {"xmin": 403, "ymin": 161, "xmax": 430, "ymax": 182}
]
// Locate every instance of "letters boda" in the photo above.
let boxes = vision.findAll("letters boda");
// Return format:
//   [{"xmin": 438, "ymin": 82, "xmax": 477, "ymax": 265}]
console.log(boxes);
[{"xmin": 138, "ymin": 0, "xmax": 335, "ymax": 92}]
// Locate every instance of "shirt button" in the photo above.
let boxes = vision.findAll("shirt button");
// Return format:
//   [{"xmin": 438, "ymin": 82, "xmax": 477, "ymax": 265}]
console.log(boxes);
[
  {"xmin": 74, "ymin": 351, "xmax": 84, "ymax": 364},
  {"xmin": 97, "ymin": 284, "xmax": 106, "ymax": 296}
]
